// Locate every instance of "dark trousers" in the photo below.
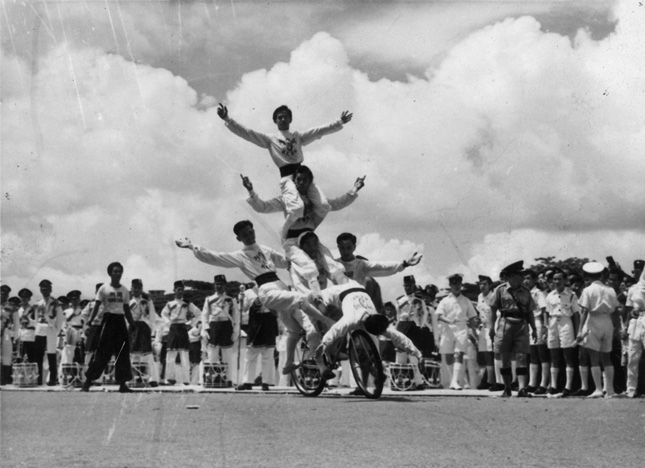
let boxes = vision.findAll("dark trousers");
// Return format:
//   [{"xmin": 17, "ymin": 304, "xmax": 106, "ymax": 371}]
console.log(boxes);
[
  {"xmin": 34, "ymin": 336, "xmax": 47, "ymax": 385},
  {"xmin": 22, "ymin": 341, "xmax": 38, "ymax": 363},
  {"xmin": 85, "ymin": 314, "xmax": 132, "ymax": 384}
]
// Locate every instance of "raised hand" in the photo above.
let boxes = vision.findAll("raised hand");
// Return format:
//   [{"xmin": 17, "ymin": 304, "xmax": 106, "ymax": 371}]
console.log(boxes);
[
  {"xmin": 340, "ymin": 110, "xmax": 353, "ymax": 124},
  {"xmin": 217, "ymin": 103, "xmax": 228, "ymax": 120},
  {"xmin": 404, "ymin": 252, "xmax": 422, "ymax": 267},
  {"xmin": 175, "ymin": 237, "xmax": 193, "ymax": 249},
  {"xmin": 240, "ymin": 174, "xmax": 253, "ymax": 191},
  {"xmin": 354, "ymin": 175, "xmax": 366, "ymax": 192}
]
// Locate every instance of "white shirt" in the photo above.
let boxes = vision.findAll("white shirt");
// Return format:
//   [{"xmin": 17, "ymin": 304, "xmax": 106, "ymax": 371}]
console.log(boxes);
[
  {"xmin": 545, "ymin": 288, "xmax": 580, "ymax": 318},
  {"xmin": 337, "ymin": 257, "xmax": 405, "ymax": 287},
  {"xmin": 192, "ymin": 243, "xmax": 288, "ymax": 281},
  {"xmin": 579, "ymin": 281, "xmax": 618, "ymax": 315}
]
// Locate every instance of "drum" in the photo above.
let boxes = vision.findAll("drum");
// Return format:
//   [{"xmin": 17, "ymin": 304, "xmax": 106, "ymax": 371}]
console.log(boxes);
[
  {"xmin": 202, "ymin": 363, "xmax": 229, "ymax": 388},
  {"xmin": 388, "ymin": 363, "xmax": 415, "ymax": 391},
  {"xmin": 421, "ymin": 358, "xmax": 442, "ymax": 388},
  {"xmin": 101, "ymin": 359, "xmax": 116, "ymax": 385},
  {"xmin": 130, "ymin": 362, "xmax": 149, "ymax": 388},
  {"xmin": 12, "ymin": 363, "xmax": 38, "ymax": 387},
  {"xmin": 61, "ymin": 363, "xmax": 85, "ymax": 387}
]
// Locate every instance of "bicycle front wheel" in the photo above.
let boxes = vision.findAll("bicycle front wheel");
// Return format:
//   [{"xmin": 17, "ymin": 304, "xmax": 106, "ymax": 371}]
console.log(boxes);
[
  {"xmin": 291, "ymin": 336, "xmax": 325, "ymax": 397},
  {"xmin": 348, "ymin": 329, "xmax": 385, "ymax": 399}
]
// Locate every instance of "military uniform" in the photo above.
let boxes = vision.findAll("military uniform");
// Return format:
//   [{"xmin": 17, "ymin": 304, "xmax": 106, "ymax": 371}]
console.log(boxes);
[
  {"xmin": 33, "ymin": 280, "xmax": 64, "ymax": 385},
  {"xmin": 129, "ymin": 279, "xmax": 160, "ymax": 386}
]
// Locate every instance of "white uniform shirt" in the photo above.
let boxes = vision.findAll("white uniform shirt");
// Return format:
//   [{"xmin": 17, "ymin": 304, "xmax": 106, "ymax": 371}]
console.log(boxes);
[
  {"xmin": 96, "ymin": 284, "xmax": 129, "ymax": 315},
  {"xmin": 161, "ymin": 299, "xmax": 200, "ymax": 325},
  {"xmin": 476, "ymin": 291, "xmax": 494, "ymax": 328},
  {"xmin": 18, "ymin": 304, "xmax": 37, "ymax": 342},
  {"xmin": 435, "ymin": 293, "xmax": 477, "ymax": 326},
  {"xmin": 202, "ymin": 292, "xmax": 235, "ymax": 324},
  {"xmin": 192, "ymin": 243, "xmax": 289, "ymax": 282},
  {"xmin": 34, "ymin": 297, "xmax": 63, "ymax": 336},
  {"xmin": 129, "ymin": 295, "xmax": 158, "ymax": 331},
  {"xmin": 579, "ymin": 281, "xmax": 618, "ymax": 315},
  {"xmin": 530, "ymin": 286, "xmax": 548, "ymax": 318},
  {"xmin": 545, "ymin": 288, "xmax": 580, "ymax": 318},
  {"xmin": 337, "ymin": 257, "xmax": 405, "ymax": 287}
]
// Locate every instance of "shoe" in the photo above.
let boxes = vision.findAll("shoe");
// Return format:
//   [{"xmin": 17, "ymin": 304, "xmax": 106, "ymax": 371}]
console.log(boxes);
[
  {"xmin": 625, "ymin": 391, "xmax": 636, "ymax": 399},
  {"xmin": 282, "ymin": 363, "xmax": 299, "ymax": 375},
  {"xmin": 517, "ymin": 388, "xmax": 532, "ymax": 398},
  {"xmin": 572, "ymin": 388, "xmax": 590, "ymax": 397},
  {"xmin": 501, "ymin": 388, "xmax": 512, "ymax": 397},
  {"xmin": 511, "ymin": 381, "xmax": 519, "ymax": 391},
  {"xmin": 477, "ymin": 381, "xmax": 490, "ymax": 390},
  {"xmin": 525, "ymin": 385, "xmax": 537, "ymax": 393},
  {"xmin": 533, "ymin": 386, "xmax": 547, "ymax": 395},
  {"xmin": 489, "ymin": 383, "xmax": 505, "ymax": 392},
  {"xmin": 261, "ymin": 384, "xmax": 270, "ymax": 391},
  {"xmin": 449, "ymin": 384, "xmax": 463, "ymax": 391},
  {"xmin": 349, "ymin": 387, "xmax": 365, "ymax": 396},
  {"xmin": 604, "ymin": 392, "xmax": 624, "ymax": 399},
  {"xmin": 587, "ymin": 390, "xmax": 604, "ymax": 399},
  {"xmin": 321, "ymin": 369, "xmax": 336, "ymax": 381},
  {"xmin": 119, "ymin": 384, "xmax": 133, "ymax": 393},
  {"xmin": 561, "ymin": 388, "xmax": 572, "ymax": 398},
  {"xmin": 166, "ymin": 379, "xmax": 176, "ymax": 385},
  {"xmin": 149, "ymin": 381, "xmax": 159, "ymax": 388},
  {"xmin": 236, "ymin": 383, "xmax": 252, "ymax": 391},
  {"xmin": 547, "ymin": 387, "xmax": 559, "ymax": 396},
  {"xmin": 47, "ymin": 381, "xmax": 58, "ymax": 387},
  {"xmin": 80, "ymin": 383, "xmax": 91, "ymax": 392}
]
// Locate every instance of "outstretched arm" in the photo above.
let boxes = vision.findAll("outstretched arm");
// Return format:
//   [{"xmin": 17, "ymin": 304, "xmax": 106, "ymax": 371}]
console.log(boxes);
[
  {"xmin": 340, "ymin": 110, "xmax": 353, "ymax": 124},
  {"xmin": 219, "ymin": 104, "xmax": 272, "ymax": 149}
]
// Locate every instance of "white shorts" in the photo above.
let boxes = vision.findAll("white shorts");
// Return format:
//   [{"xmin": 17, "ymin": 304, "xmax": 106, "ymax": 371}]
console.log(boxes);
[
  {"xmin": 439, "ymin": 324, "xmax": 468, "ymax": 354},
  {"xmin": 258, "ymin": 281, "xmax": 305, "ymax": 312},
  {"xmin": 478, "ymin": 327, "xmax": 493, "ymax": 352},
  {"xmin": 582, "ymin": 314, "xmax": 614, "ymax": 353},
  {"xmin": 547, "ymin": 316, "xmax": 575, "ymax": 349},
  {"xmin": 530, "ymin": 317, "xmax": 547, "ymax": 346}
]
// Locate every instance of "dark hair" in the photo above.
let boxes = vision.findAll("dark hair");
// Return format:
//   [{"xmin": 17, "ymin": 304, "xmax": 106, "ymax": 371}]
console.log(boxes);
[
  {"xmin": 364, "ymin": 314, "xmax": 389, "ymax": 335},
  {"xmin": 272, "ymin": 105, "xmax": 292, "ymax": 122},
  {"xmin": 233, "ymin": 220, "xmax": 253, "ymax": 236},
  {"xmin": 524, "ymin": 269, "xmax": 538, "ymax": 279},
  {"xmin": 299, "ymin": 231, "xmax": 319, "ymax": 248},
  {"xmin": 336, "ymin": 232, "xmax": 357, "ymax": 245},
  {"xmin": 293, "ymin": 165, "xmax": 314, "ymax": 182},
  {"xmin": 107, "ymin": 262, "xmax": 123, "ymax": 275}
]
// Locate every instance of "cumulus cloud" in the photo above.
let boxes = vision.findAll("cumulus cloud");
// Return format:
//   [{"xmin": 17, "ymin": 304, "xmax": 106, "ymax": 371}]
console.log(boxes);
[{"xmin": 2, "ymin": 0, "xmax": 644, "ymax": 303}]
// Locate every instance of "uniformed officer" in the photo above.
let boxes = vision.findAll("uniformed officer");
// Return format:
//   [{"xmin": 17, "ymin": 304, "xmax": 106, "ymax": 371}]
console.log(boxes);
[
  {"xmin": 201, "ymin": 274, "xmax": 238, "ymax": 386},
  {"xmin": 34, "ymin": 280, "xmax": 64, "ymax": 386},
  {"xmin": 61, "ymin": 290, "xmax": 85, "ymax": 368},
  {"xmin": 394, "ymin": 275, "xmax": 426, "ymax": 390},
  {"xmin": 489, "ymin": 261, "xmax": 538, "ymax": 397},
  {"xmin": 129, "ymin": 279, "xmax": 160, "ymax": 387},
  {"xmin": 1, "ymin": 285, "xmax": 11, "ymax": 307},
  {"xmin": 80, "ymin": 283, "xmax": 104, "ymax": 367},
  {"xmin": 161, "ymin": 280, "xmax": 200, "ymax": 386},
  {"xmin": 17, "ymin": 289, "xmax": 37, "ymax": 363},
  {"xmin": 1, "ymin": 296, "xmax": 21, "ymax": 384}
]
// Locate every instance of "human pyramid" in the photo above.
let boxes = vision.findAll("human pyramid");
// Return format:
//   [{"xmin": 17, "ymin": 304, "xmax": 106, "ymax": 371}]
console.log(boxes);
[{"xmin": 174, "ymin": 103, "xmax": 425, "ymax": 394}]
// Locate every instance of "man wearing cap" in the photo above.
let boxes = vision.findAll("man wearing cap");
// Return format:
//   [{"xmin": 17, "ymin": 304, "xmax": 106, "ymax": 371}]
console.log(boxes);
[
  {"xmin": 577, "ymin": 261, "xmax": 621, "ymax": 398},
  {"xmin": 523, "ymin": 269, "xmax": 551, "ymax": 395},
  {"xmin": 80, "ymin": 283, "xmax": 105, "ymax": 368},
  {"xmin": 476, "ymin": 275, "xmax": 501, "ymax": 390},
  {"xmin": 1, "ymin": 285, "xmax": 11, "ymax": 307},
  {"xmin": 489, "ymin": 261, "xmax": 538, "ymax": 397},
  {"xmin": 435, "ymin": 274, "xmax": 478, "ymax": 390},
  {"xmin": 17, "ymin": 289, "xmax": 37, "ymax": 364},
  {"xmin": 176, "ymin": 220, "xmax": 333, "ymax": 375},
  {"xmin": 335, "ymin": 232, "xmax": 422, "ymax": 287},
  {"xmin": 201, "ymin": 275, "xmax": 238, "ymax": 386},
  {"xmin": 623, "ymin": 261, "xmax": 645, "ymax": 398},
  {"xmin": 1, "ymin": 296, "xmax": 21, "ymax": 384},
  {"xmin": 129, "ymin": 279, "xmax": 160, "ymax": 387},
  {"xmin": 33, "ymin": 280, "xmax": 64, "ymax": 386},
  {"xmin": 544, "ymin": 269, "xmax": 580, "ymax": 397},
  {"xmin": 394, "ymin": 275, "xmax": 427, "ymax": 390},
  {"xmin": 161, "ymin": 280, "xmax": 200, "ymax": 386},
  {"xmin": 242, "ymin": 167, "xmax": 361, "ymax": 295},
  {"xmin": 60, "ymin": 290, "xmax": 85, "ymax": 371},
  {"xmin": 81, "ymin": 262, "xmax": 135, "ymax": 393}
]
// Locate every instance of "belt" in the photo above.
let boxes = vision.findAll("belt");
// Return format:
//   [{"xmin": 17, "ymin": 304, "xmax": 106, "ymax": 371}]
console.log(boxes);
[
  {"xmin": 286, "ymin": 227, "xmax": 313, "ymax": 239},
  {"xmin": 209, "ymin": 318, "xmax": 231, "ymax": 323},
  {"xmin": 339, "ymin": 287, "xmax": 367, "ymax": 303},
  {"xmin": 500, "ymin": 312, "xmax": 524, "ymax": 320},
  {"xmin": 279, "ymin": 163, "xmax": 301, "ymax": 177},
  {"xmin": 71, "ymin": 325, "xmax": 83, "ymax": 329},
  {"xmin": 255, "ymin": 272, "xmax": 280, "ymax": 286}
]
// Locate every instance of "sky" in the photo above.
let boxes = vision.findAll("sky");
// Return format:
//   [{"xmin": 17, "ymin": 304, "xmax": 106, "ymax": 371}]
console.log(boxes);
[{"xmin": 1, "ymin": 0, "xmax": 644, "ymax": 303}]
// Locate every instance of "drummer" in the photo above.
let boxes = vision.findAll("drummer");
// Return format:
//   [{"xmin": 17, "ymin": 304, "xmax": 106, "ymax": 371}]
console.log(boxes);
[{"xmin": 1, "ymin": 297, "xmax": 21, "ymax": 385}]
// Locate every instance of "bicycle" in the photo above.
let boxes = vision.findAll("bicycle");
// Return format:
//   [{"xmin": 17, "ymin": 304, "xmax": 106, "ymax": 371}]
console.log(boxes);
[{"xmin": 291, "ymin": 328, "xmax": 385, "ymax": 399}]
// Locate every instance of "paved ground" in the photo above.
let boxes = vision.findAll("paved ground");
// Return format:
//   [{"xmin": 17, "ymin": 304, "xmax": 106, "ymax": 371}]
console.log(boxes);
[{"xmin": 1, "ymin": 385, "xmax": 644, "ymax": 468}]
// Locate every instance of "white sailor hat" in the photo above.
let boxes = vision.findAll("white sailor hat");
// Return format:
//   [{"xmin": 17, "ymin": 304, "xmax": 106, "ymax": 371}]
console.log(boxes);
[{"xmin": 582, "ymin": 262, "xmax": 605, "ymax": 275}]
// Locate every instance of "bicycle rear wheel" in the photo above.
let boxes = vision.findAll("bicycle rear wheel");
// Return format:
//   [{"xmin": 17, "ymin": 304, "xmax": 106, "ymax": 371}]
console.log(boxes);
[
  {"xmin": 348, "ymin": 329, "xmax": 385, "ymax": 399},
  {"xmin": 291, "ymin": 336, "xmax": 325, "ymax": 397}
]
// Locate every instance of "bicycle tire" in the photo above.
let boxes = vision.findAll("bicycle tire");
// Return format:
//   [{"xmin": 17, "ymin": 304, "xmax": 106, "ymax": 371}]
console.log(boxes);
[
  {"xmin": 291, "ymin": 336, "xmax": 325, "ymax": 397},
  {"xmin": 348, "ymin": 329, "xmax": 385, "ymax": 399}
]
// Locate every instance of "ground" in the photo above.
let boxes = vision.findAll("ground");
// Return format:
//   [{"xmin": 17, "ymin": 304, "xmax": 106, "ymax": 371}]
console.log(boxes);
[{"xmin": 1, "ymin": 386, "xmax": 643, "ymax": 468}]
